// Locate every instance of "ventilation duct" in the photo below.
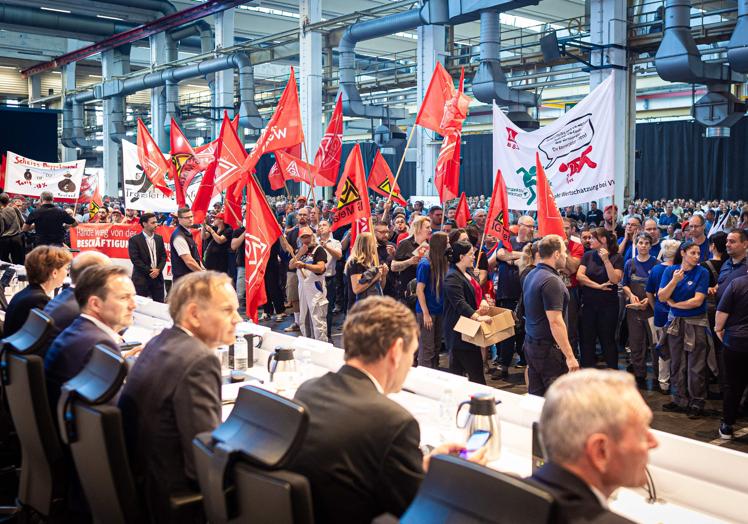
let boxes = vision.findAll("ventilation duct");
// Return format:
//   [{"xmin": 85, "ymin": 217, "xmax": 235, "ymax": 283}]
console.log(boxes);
[
  {"xmin": 727, "ymin": 0, "xmax": 748, "ymax": 73},
  {"xmin": 472, "ymin": 9, "xmax": 539, "ymax": 129},
  {"xmin": 63, "ymin": 52, "xmax": 263, "ymax": 146},
  {"xmin": 655, "ymin": 0, "xmax": 746, "ymax": 135},
  {"xmin": 337, "ymin": 0, "xmax": 448, "ymax": 119}
]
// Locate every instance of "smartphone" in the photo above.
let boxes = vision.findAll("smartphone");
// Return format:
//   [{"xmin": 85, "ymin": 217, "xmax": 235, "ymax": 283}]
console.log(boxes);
[{"xmin": 459, "ymin": 430, "xmax": 491, "ymax": 458}]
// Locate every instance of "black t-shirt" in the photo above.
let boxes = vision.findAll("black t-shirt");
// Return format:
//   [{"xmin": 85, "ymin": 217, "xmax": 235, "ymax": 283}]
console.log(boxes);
[
  {"xmin": 233, "ymin": 227, "xmax": 245, "ymax": 266},
  {"xmin": 716, "ymin": 274, "xmax": 748, "ymax": 350},
  {"xmin": 394, "ymin": 236, "xmax": 420, "ymax": 297},
  {"xmin": 523, "ymin": 263, "xmax": 569, "ymax": 342},
  {"xmin": 299, "ymin": 244, "xmax": 328, "ymax": 267},
  {"xmin": 25, "ymin": 203, "xmax": 75, "ymax": 245},
  {"xmin": 586, "ymin": 209, "xmax": 603, "ymax": 226},
  {"xmin": 204, "ymin": 225, "xmax": 233, "ymax": 271},
  {"xmin": 496, "ymin": 236, "xmax": 531, "ymax": 300},
  {"xmin": 580, "ymin": 250, "xmax": 624, "ymax": 306}
]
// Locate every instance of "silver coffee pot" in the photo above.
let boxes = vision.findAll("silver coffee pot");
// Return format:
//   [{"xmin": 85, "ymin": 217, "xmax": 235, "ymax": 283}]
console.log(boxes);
[
  {"xmin": 267, "ymin": 347, "xmax": 296, "ymax": 382},
  {"xmin": 456, "ymin": 392, "xmax": 502, "ymax": 461}
]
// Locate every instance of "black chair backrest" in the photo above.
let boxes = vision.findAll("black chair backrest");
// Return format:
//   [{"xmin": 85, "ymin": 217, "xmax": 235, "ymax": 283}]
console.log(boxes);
[
  {"xmin": 192, "ymin": 385, "xmax": 312, "ymax": 524},
  {"xmin": 0, "ymin": 309, "xmax": 64, "ymax": 516},
  {"xmin": 57, "ymin": 344, "xmax": 140, "ymax": 524},
  {"xmin": 400, "ymin": 455, "xmax": 555, "ymax": 524}
]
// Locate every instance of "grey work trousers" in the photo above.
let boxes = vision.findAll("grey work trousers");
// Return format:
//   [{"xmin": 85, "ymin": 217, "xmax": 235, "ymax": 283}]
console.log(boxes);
[
  {"xmin": 626, "ymin": 309, "xmax": 652, "ymax": 379},
  {"xmin": 668, "ymin": 322, "xmax": 709, "ymax": 409},
  {"xmin": 417, "ymin": 312, "xmax": 443, "ymax": 368}
]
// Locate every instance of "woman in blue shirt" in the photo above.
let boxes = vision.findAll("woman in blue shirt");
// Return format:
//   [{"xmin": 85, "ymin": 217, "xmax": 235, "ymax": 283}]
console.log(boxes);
[
  {"xmin": 415, "ymin": 232, "xmax": 449, "ymax": 368},
  {"xmin": 622, "ymin": 233, "xmax": 659, "ymax": 387},
  {"xmin": 658, "ymin": 241, "xmax": 711, "ymax": 417}
]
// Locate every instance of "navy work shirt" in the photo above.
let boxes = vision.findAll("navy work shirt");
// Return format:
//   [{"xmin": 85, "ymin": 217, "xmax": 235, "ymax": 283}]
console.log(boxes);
[{"xmin": 523, "ymin": 263, "xmax": 569, "ymax": 343}]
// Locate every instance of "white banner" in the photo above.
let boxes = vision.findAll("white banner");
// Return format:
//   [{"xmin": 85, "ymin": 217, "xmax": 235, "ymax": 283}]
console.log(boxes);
[
  {"xmin": 5, "ymin": 151, "xmax": 85, "ymax": 202},
  {"xmin": 492, "ymin": 76, "xmax": 616, "ymax": 210},
  {"xmin": 122, "ymin": 139, "xmax": 177, "ymax": 213},
  {"xmin": 122, "ymin": 139, "xmax": 220, "ymax": 213}
]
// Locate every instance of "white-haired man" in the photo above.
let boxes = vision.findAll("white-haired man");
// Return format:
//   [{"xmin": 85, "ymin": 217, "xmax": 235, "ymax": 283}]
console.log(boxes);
[{"xmin": 528, "ymin": 369, "xmax": 658, "ymax": 523}]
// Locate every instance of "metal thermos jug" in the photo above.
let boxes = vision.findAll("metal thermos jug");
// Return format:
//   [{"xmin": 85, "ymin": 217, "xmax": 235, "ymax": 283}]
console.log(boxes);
[
  {"xmin": 456, "ymin": 392, "xmax": 502, "ymax": 461},
  {"xmin": 267, "ymin": 347, "xmax": 296, "ymax": 382}
]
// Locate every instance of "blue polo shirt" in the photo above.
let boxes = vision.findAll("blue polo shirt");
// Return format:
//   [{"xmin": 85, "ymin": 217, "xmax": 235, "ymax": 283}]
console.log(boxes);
[
  {"xmin": 659, "ymin": 213, "xmax": 678, "ymax": 228},
  {"xmin": 415, "ymin": 258, "xmax": 444, "ymax": 315},
  {"xmin": 646, "ymin": 263, "xmax": 670, "ymax": 327},
  {"xmin": 658, "ymin": 264, "xmax": 709, "ymax": 317},
  {"xmin": 523, "ymin": 263, "xmax": 569, "ymax": 342},
  {"xmin": 622, "ymin": 257, "xmax": 658, "ymax": 287},
  {"xmin": 716, "ymin": 256, "xmax": 747, "ymax": 303}
]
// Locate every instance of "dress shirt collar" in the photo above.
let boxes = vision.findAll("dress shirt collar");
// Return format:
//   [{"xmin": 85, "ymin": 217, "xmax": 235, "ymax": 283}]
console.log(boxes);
[
  {"xmin": 589, "ymin": 485, "xmax": 610, "ymax": 509},
  {"xmin": 143, "ymin": 230, "xmax": 155, "ymax": 240},
  {"xmin": 355, "ymin": 366, "xmax": 385, "ymax": 394},
  {"xmin": 80, "ymin": 314, "xmax": 124, "ymax": 344},
  {"xmin": 174, "ymin": 324, "xmax": 195, "ymax": 338}
]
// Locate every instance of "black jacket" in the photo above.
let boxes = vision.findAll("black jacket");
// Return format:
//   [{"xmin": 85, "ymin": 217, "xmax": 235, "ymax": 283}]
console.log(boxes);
[
  {"xmin": 290, "ymin": 365, "xmax": 424, "ymax": 524},
  {"xmin": 3, "ymin": 283, "xmax": 49, "ymax": 337},
  {"xmin": 528, "ymin": 462, "xmax": 635, "ymax": 524},
  {"xmin": 42, "ymin": 287, "xmax": 78, "ymax": 339},
  {"xmin": 119, "ymin": 326, "xmax": 221, "ymax": 521},
  {"xmin": 127, "ymin": 232, "xmax": 167, "ymax": 282},
  {"xmin": 443, "ymin": 266, "xmax": 480, "ymax": 353}
]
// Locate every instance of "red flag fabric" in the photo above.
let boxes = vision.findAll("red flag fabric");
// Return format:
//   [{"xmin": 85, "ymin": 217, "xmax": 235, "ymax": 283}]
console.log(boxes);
[
  {"xmin": 434, "ymin": 133, "xmax": 461, "ymax": 203},
  {"xmin": 268, "ymin": 144, "xmax": 301, "ymax": 190},
  {"xmin": 0, "ymin": 154, "xmax": 6, "ymax": 189},
  {"xmin": 136, "ymin": 118, "xmax": 172, "ymax": 197},
  {"xmin": 169, "ymin": 119, "xmax": 200, "ymax": 207},
  {"xmin": 241, "ymin": 67, "xmax": 305, "ymax": 188},
  {"xmin": 224, "ymin": 180, "xmax": 242, "ymax": 229},
  {"xmin": 535, "ymin": 152, "xmax": 566, "ymax": 239},
  {"xmin": 274, "ymin": 149, "xmax": 317, "ymax": 185},
  {"xmin": 440, "ymin": 68, "xmax": 469, "ymax": 133},
  {"xmin": 313, "ymin": 93, "xmax": 343, "ymax": 187},
  {"xmin": 213, "ymin": 112, "xmax": 248, "ymax": 194},
  {"xmin": 331, "ymin": 144, "xmax": 370, "ymax": 232},
  {"xmin": 191, "ymin": 161, "xmax": 216, "ymax": 225},
  {"xmin": 415, "ymin": 63, "xmax": 471, "ymax": 134},
  {"xmin": 88, "ymin": 175, "xmax": 103, "ymax": 219},
  {"xmin": 454, "ymin": 192, "xmax": 470, "ymax": 228},
  {"xmin": 367, "ymin": 150, "xmax": 406, "ymax": 206},
  {"xmin": 485, "ymin": 169, "xmax": 513, "ymax": 251},
  {"xmin": 245, "ymin": 174, "xmax": 282, "ymax": 323}
]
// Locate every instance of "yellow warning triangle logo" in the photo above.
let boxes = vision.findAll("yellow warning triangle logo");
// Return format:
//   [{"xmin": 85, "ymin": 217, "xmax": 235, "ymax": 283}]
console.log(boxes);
[
  {"xmin": 378, "ymin": 178, "xmax": 401, "ymax": 198},
  {"xmin": 337, "ymin": 178, "xmax": 361, "ymax": 208}
]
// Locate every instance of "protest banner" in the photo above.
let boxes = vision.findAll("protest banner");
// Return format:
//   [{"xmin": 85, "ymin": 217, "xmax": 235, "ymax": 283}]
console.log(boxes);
[
  {"xmin": 70, "ymin": 223, "xmax": 202, "ymax": 280},
  {"xmin": 4, "ymin": 152, "xmax": 85, "ymax": 203},
  {"xmin": 492, "ymin": 75, "xmax": 615, "ymax": 210}
]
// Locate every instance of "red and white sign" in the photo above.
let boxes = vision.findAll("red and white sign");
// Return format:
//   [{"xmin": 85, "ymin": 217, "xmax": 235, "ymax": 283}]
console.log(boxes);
[
  {"xmin": 4, "ymin": 151, "xmax": 85, "ymax": 202},
  {"xmin": 70, "ymin": 223, "xmax": 202, "ymax": 280}
]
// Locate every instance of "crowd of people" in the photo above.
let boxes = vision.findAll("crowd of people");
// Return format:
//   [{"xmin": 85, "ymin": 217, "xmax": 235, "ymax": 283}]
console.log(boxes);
[{"xmin": 1, "ymin": 186, "xmax": 745, "ymax": 523}]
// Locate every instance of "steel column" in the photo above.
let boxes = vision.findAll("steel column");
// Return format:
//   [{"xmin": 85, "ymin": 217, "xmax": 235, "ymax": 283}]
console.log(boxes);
[
  {"xmin": 300, "ymin": 0, "xmax": 323, "ymax": 199},
  {"xmin": 416, "ymin": 24, "xmax": 445, "ymax": 196},
  {"xmin": 214, "ymin": 9, "xmax": 235, "ymax": 138}
]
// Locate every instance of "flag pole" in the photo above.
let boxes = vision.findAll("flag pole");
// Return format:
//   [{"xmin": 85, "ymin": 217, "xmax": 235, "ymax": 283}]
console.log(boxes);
[
  {"xmin": 386, "ymin": 126, "xmax": 416, "ymax": 206},
  {"xmin": 301, "ymin": 139, "xmax": 316, "ymax": 206},
  {"xmin": 369, "ymin": 215, "xmax": 380, "ymax": 266},
  {"xmin": 474, "ymin": 228, "xmax": 487, "ymax": 271}
]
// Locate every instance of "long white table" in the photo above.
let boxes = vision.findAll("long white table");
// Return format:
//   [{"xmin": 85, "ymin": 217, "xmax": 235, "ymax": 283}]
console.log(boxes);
[{"xmin": 130, "ymin": 298, "xmax": 746, "ymax": 524}]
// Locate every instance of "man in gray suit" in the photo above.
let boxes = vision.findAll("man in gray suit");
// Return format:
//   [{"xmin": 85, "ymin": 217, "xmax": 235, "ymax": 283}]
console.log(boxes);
[{"xmin": 119, "ymin": 271, "xmax": 241, "ymax": 522}]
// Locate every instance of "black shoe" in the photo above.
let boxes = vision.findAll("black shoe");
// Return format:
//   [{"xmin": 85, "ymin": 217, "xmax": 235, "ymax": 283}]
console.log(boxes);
[
  {"xmin": 719, "ymin": 422, "xmax": 734, "ymax": 440},
  {"xmin": 662, "ymin": 402, "xmax": 686, "ymax": 413},
  {"xmin": 687, "ymin": 406, "xmax": 705, "ymax": 419},
  {"xmin": 490, "ymin": 367, "xmax": 509, "ymax": 380}
]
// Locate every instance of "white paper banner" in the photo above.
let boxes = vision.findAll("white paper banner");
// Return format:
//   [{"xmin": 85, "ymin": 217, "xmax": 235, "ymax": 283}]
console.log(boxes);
[
  {"xmin": 122, "ymin": 139, "xmax": 221, "ymax": 213},
  {"xmin": 492, "ymin": 76, "xmax": 616, "ymax": 210},
  {"xmin": 5, "ymin": 152, "xmax": 85, "ymax": 201}
]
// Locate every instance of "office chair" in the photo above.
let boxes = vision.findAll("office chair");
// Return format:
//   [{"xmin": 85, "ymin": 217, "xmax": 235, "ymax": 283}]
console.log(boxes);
[
  {"xmin": 398, "ymin": 454, "xmax": 556, "ymax": 524},
  {"xmin": 193, "ymin": 385, "xmax": 313, "ymax": 524},
  {"xmin": 0, "ymin": 308, "xmax": 66, "ymax": 518},
  {"xmin": 57, "ymin": 344, "xmax": 141, "ymax": 524}
]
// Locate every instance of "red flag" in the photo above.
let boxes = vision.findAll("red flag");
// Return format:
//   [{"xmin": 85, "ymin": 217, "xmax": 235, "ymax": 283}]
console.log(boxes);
[
  {"xmin": 367, "ymin": 150, "xmax": 406, "ymax": 206},
  {"xmin": 213, "ymin": 112, "xmax": 248, "ymax": 194},
  {"xmin": 245, "ymin": 173, "xmax": 282, "ymax": 323},
  {"xmin": 267, "ymin": 144, "xmax": 300, "ymax": 190},
  {"xmin": 415, "ymin": 63, "xmax": 471, "ymax": 134},
  {"xmin": 536, "ymin": 152, "xmax": 566, "ymax": 239},
  {"xmin": 136, "ymin": 118, "xmax": 172, "ymax": 197},
  {"xmin": 224, "ymin": 180, "xmax": 242, "ymax": 228},
  {"xmin": 454, "ymin": 192, "xmax": 470, "ymax": 228},
  {"xmin": 169, "ymin": 119, "xmax": 200, "ymax": 207},
  {"xmin": 240, "ymin": 67, "xmax": 305, "ymax": 189},
  {"xmin": 433, "ymin": 68, "xmax": 468, "ymax": 203},
  {"xmin": 274, "ymin": 149, "xmax": 317, "ymax": 185},
  {"xmin": 191, "ymin": 161, "xmax": 217, "ymax": 225},
  {"xmin": 440, "ymin": 68, "xmax": 469, "ymax": 133},
  {"xmin": 0, "ymin": 154, "xmax": 6, "ymax": 189},
  {"xmin": 485, "ymin": 169, "xmax": 512, "ymax": 251},
  {"xmin": 331, "ymin": 144, "xmax": 370, "ymax": 232},
  {"xmin": 313, "ymin": 93, "xmax": 343, "ymax": 187}
]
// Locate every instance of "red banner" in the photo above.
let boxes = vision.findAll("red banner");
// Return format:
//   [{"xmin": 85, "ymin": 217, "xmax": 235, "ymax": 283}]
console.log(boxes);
[{"xmin": 70, "ymin": 223, "xmax": 202, "ymax": 280}]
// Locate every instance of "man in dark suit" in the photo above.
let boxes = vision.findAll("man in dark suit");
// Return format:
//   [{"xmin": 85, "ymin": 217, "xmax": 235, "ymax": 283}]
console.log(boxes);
[
  {"xmin": 290, "ymin": 296, "xmax": 485, "ymax": 524},
  {"xmin": 528, "ymin": 369, "xmax": 658, "ymax": 524},
  {"xmin": 119, "ymin": 271, "xmax": 240, "ymax": 522},
  {"xmin": 44, "ymin": 265, "xmax": 137, "ymax": 411},
  {"xmin": 43, "ymin": 251, "xmax": 111, "ymax": 339},
  {"xmin": 128, "ymin": 212, "xmax": 167, "ymax": 302}
]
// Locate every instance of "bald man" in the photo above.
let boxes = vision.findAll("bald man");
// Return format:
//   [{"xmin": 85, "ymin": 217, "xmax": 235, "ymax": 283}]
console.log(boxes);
[{"xmin": 43, "ymin": 251, "xmax": 111, "ymax": 338}]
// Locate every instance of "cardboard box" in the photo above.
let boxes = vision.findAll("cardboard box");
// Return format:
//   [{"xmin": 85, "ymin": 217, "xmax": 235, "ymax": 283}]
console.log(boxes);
[{"xmin": 454, "ymin": 306, "xmax": 516, "ymax": 347}]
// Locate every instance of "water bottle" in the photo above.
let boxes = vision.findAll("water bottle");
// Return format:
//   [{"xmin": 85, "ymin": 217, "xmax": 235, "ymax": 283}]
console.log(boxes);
[
  {"xmin": 439, "ymin": 387, "xmax": 455, "ymax": 427},
  {"xmin": 234, "ymin": 335, "xmax": 248, "ymax": 371}
]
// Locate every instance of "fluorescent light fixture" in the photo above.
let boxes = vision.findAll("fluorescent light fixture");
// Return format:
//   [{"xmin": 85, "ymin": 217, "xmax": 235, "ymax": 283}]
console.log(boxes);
[
  {"xmin": 185, "ymin": 84, "xmax": 205, "ymax": 88},
  {"xmin": 0, "ymin": 65, "xmax": 17, "ymax": 70},
  {"xmin": 89, "ymin": 74, "xmax": 102, "ymax": 78},
  {"xmin": 96, "ymin": 14, "xmax": 124, "ymax": 21},
  {"xmin": 41, "ymin": 6, "xmax": 71, "ymax": 13}
]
